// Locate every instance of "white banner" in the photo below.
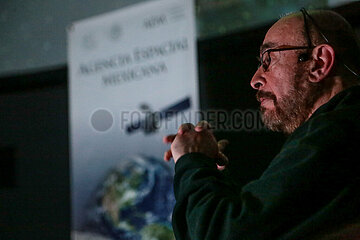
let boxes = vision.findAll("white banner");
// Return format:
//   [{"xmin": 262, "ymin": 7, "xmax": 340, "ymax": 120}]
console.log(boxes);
[{"xmin": 68, "ymin": 0, "xmax": 198, "ymax": 238}]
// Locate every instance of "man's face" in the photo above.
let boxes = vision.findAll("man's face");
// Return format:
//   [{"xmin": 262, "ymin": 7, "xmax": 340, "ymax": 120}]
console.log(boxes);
[{"xmin": 250, "ymin": 17, "xmax": 322, "ymax": 134}]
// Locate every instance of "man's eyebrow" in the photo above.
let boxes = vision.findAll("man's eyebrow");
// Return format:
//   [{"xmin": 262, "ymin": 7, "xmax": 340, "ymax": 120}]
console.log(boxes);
[{"xmin": 260, "ymin": 42, "xmax": 277, "ymax": 53}]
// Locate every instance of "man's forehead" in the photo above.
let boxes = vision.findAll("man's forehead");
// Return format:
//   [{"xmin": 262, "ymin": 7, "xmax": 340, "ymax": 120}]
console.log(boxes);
[{"xmin": 260, "ymin": 17, "xmax": 304, "ymax": 52}]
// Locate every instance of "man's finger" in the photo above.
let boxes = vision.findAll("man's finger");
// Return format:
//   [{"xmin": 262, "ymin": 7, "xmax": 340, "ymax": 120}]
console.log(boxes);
[
  {"xmin": 163, "ymin": 134, "xmax": 176, "ymax": 144},
  {"xmin": 178, "ymin": 123, "xmax": 195, "ymax": 135},
  {"xmin": 163, "ymin": 149, "xmax": 173, "ymax": 161},
  {"xmin": 217, "ymin": 151, "xmax": 229, "ymax": 167},
  {"xmin": 218, "ymin": 139, "xmax": 230, "ymax": 152},
  {"xmin": 195, "ymin": 120, "xmax": 212, "ymax": 132},
  {"xmin": 216, "ymin": 151, "xmax": 229, "ymax": 171},
  {"xmin": 217, "ymin": 164, "xmax": 226, "ymax": 171}
]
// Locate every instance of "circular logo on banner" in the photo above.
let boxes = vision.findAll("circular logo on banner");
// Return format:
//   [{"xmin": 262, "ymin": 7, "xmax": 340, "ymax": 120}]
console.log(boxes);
[{"xmin": 90, "ymin": 109, "xmax": 114, "ymax": 132}]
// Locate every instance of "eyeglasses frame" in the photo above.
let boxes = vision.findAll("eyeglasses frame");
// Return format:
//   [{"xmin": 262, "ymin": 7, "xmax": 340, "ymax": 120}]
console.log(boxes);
[{"xmin": 258, "ymin": 46, "xmax": 312, "ymax": 71}]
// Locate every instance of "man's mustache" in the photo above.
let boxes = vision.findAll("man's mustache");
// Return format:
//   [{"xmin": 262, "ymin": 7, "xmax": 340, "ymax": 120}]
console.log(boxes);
[{"xmin": 256, "ymin": 91, "xmax": 276, "ymax": 102}]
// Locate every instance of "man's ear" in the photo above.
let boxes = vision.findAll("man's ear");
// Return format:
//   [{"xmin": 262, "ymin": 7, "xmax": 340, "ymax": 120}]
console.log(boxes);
[{"xmin": 308, "ymin": 44, "xmax": 335, "ymax": 83}]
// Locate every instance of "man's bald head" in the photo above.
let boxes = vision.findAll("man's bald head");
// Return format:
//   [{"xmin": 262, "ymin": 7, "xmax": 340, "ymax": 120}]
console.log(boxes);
[{"xmin": 285, "ymin": 9, "xmax": 360, "ymax": 81}]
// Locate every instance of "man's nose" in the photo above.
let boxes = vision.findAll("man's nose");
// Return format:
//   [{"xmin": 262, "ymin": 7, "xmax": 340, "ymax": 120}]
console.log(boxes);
[{"xmin": 250, "ymin": 68, "xmax": 265, "ymax": 90}]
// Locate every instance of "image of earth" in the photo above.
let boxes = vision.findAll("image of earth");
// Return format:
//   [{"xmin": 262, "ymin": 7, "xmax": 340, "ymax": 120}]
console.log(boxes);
[{"xmin": 85, "ymin": 155, "xmax": 176, "ymax": 240}]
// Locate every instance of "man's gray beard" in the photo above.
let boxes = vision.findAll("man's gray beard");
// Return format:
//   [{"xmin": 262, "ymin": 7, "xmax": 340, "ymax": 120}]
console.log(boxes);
[{"xmin": 260, "ymin": 80, "xmax": 323, "ymax": 134}]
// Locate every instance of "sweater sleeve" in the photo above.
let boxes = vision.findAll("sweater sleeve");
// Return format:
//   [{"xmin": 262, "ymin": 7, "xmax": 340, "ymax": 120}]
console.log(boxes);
[
  {"xmin": 172, "ymin": 112, "xmax": 360, "ymax": 240},
  {"xmin": 172, "ymin": 152, "xmax": 245, "ymax": 240}
]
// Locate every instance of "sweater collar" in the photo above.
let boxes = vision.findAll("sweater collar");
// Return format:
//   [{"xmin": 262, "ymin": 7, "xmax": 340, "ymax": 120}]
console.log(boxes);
[{"xmin": 309, "ymin": 85, "xmax": 360, "ymax": 120}]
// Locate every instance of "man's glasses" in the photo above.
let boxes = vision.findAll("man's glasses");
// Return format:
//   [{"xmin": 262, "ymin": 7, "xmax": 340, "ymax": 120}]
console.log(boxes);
[{"xmin": 258, "ymin": 46, "xmax": 311, "ymax": 71}]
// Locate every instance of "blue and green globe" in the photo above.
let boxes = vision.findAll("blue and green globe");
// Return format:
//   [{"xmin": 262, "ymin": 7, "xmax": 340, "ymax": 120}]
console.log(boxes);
[{"xmin": 91, "ymin": 155, "xmax": 176, "ymax": 240}]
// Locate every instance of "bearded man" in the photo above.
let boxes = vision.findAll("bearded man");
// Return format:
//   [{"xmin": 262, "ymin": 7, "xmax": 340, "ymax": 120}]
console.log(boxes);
[{"xmin": 163, "ymin": 9, "xmax": 360, "ymax": 240}]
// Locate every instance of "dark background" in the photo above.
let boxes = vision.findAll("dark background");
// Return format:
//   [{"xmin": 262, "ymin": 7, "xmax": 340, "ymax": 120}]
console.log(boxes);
[{"xmin": 0, "ymin": 2, "xmax": 359, "ymax": 239}]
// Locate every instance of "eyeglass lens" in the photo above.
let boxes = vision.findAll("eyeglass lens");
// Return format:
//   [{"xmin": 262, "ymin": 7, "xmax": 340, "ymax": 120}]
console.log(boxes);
[{"xmin": 258, "ymin": 51, "xmax": 271, "ymax": 71}]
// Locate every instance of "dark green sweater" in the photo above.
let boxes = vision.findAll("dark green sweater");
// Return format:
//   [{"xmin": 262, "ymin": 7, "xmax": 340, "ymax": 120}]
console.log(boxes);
[{"xmin": 173, "ymin": 86, "xmax": 360, "ymax": 240}]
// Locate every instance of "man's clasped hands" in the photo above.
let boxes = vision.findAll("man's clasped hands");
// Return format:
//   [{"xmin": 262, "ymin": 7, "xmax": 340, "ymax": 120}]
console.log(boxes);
[{"xmin": 162, "ymin": 121, "xmax": 229, "ymax": 170}]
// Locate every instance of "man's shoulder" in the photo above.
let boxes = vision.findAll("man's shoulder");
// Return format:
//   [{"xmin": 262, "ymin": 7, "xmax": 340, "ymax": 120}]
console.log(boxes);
[
  {"xmin": 261, "ymin": 86, "xmax": 360, "ymax": 181},
  {"xmin": 312, "ymin": 85, "xmax": 360, "ymax": 120},
  {"xmin": 272, "ymin": 86, "xmax": 360, "ymax": 167},
  {"xmin": 293, "ymin": 85, "xmax": 360, "ymax": 138}
]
